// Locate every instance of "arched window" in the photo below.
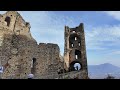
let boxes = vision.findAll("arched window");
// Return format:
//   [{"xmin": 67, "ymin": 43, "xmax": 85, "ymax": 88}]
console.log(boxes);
[
  {"xmin": 75, "ymin": 50, "xmax": 81, "ymax": 60},
  {"xmin": 69, "ymin": 61, "xmax": 82, "ymax": 71},
  {"xmin": 72, "ymin": 31, "xmax": 75, "ymax": 33},
  {"xmin": 5, "ymin": 16, "xmax": 11, "ymax": 26},
  {"xmin": 74, "ymin": 63, "xmax": 81, "ymax": 71},
  {"xmin": 75, "ymin": 37, "xmax": 77, "ymax": 40},
  {"xmin": 75, "ymin": 55, "xmax": 78, "ymax": 59},
  {"xmin": 72, "ymin": 43, "xmax": 74, "ymax": 48},
  {"xmin": 69, "ymin": 33, "xmax": 81, "ymax": 48},
  {"xmin": 78, "ymin": 42, "xmax": 81, "ymax": 46}
]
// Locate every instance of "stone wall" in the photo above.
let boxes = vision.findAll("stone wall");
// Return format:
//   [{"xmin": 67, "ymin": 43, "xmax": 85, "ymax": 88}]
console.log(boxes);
[
  {"xmin": 34, "ymin": 70, "xmax": 88, "ymax": 79},
  {"xmin": 0, "ymin": 34, "xmax": 37, "ymax": 79},
  {"xmin": 34, "ymin": 43, "xmax": 63, "ymax": 77},
  {"xmin": 0, "ymin": 34, "xmax": 63, "ymax": 79},
  {"xmin": 0, "ymin": 11, "xmax": 63, "ymax": 79}
]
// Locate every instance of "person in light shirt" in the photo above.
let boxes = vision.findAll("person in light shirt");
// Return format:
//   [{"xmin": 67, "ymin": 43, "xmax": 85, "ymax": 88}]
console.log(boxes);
[
  {"xmin": 28, "ymin": 74, "xmax": 34, "ymax": 79},
  {"xmin": 0, "ymin": 66, "xmax": 3, "ymax": 73}
]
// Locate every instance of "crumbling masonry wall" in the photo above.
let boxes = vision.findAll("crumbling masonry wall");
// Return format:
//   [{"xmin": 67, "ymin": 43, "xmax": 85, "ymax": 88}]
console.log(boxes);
[
  {"xmin": 0, "ymin": 11, "xmax": 32, "ymax": 38},
  {"xmin": 0, "ymin": 34, "xmax": 38, "ymax": 79},
  {"xmin": 0, "ymin": 11, "xmax": 63, "ymax": 79},
  {"xmin": 34, "ymin": 43, "xmax": 64, "ymax": 78},
  {"xmin": 0, "ymin": 11, "xmax": 88, "ymax": 79}
]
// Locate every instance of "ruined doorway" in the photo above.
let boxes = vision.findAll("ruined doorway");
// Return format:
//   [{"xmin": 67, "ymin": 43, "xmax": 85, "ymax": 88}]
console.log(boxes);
[
  {"xmin": 74, "ymin": 63, "xmax": 81, "ymax": 71},
  {"xmin": 69, "ymin": 61, "xmax": 81, "ymax": 71}
]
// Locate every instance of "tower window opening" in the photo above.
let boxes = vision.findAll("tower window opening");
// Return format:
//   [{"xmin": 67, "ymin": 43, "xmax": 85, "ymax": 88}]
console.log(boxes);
[
  {"xmin": 75, "ymin": 37, "xmax": 77, "ymax": 40},
  {"xmin": 72, "ymin": 31, "xmax": 75, "ymax": 33},
  {"xmin": 75, "ymin": 55, "xmax": 78, "ymax": 59},
  {"xmin": 79, "ymin": 43, "xmax": 81, "ymax": 46},
  {"xmin": 72, "ymin": 43, "xmax": 74, "ymax": 47},
  {"xmin": 5, "ymin": 16, "xmax": 11, "ymax": 27},
  {"xmin": 75, "ymin": 50, "xmax": 81, "ymax": 59}
]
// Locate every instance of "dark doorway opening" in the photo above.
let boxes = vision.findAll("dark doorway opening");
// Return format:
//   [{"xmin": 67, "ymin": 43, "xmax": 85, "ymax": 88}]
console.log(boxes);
[
  {"xmin": 69, "ymin": 61, "xmax": 81, "ymax": 71},
  {"xmin": 31, "ymin": 58, "xmax": 36, "ymax": 74},
  {"xmin": 75, "ymin": 50, "xmax": 81, "ymax": 60}
]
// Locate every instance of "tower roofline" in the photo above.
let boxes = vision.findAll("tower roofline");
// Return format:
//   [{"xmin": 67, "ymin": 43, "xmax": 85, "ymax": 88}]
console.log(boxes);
[{"xmin": 79, "ymin": 23, "xmax": 84, "ymax": 28}]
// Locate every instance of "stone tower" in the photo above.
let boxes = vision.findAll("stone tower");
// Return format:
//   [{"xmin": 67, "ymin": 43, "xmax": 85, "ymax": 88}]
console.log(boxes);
[{"xmin": 64, "ymin": 23, "xmax": 88, "ymax": 78}]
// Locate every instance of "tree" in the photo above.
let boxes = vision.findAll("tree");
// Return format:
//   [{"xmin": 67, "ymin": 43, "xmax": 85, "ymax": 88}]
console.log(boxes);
[{"xmin": 104, "ymin": 74, "xmax": 115, "ymax": 79}]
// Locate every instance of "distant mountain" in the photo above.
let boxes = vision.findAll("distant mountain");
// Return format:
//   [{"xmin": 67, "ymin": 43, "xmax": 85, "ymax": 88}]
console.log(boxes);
[{"xmin": 88, "ymin": 63, "xmax": 120, "ymax": 79}]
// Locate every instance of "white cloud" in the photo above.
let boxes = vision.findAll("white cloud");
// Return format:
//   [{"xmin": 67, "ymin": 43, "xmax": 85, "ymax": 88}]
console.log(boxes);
[
  {"xmin": 0, "ymin": 11, "xmax": 6, "ymax": 14},
  {"xmin": 18, "ymin": 11, "xmax": 76, "ymax": 55},
  {"xmin": 110, "ymin": 51, "xmax": 120, "ymax": 55},
  {"xmin": 1, "ymin": 11, "xmax": 120, "ymax": 56},
  {"xmin": 104, "ymin": 11, "xmax": 120, "ymax": 21},
  {"xmin": 85, "ymin": 24, "xmax": 120, "ymax": 51}
]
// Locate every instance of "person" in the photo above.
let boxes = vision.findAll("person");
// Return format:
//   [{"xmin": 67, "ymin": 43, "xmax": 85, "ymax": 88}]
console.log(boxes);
[
  {"xmin": 0, "ymin": 66, "xmax": 3, "ymax": 73},
  {"xmin": 28, "ymin": 74, "xmax": 34, "ymax": 79},
  {"xmin": 76, "ymin": 66, "xmax": 78, "ymax": 71},
  {"xmin": 74, "ymin": 63, "xmax": 81, "ymax": 71}
]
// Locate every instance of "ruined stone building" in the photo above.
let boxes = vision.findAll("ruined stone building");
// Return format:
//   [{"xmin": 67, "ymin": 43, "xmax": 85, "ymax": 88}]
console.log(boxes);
[
  {"xmin": 0, "ymin": 11, "xmax": 88, "ymax": 79},
  {"xmin": 64, "ymin": 24, "xmax": 88, "ymax": 78}
]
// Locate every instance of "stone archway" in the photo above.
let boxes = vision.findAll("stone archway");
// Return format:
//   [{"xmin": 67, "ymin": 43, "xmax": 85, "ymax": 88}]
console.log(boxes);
[
  {"xmin": 74, "ymin": 63, "xmax": 81, "ymax": 71},
  {"xmin": 69, "ymin": 61, "xmax": 82, "ymax": 71}
]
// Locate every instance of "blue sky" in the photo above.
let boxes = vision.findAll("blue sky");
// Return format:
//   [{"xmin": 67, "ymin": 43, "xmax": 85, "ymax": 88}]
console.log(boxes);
[{"xmin": 1, "ymin": 11, "xmax": 120, "ymax": 66}]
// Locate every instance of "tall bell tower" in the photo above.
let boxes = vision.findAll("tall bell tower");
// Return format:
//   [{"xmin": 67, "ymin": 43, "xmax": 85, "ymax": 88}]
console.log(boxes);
[{"xmin": 64, "ymin": 23, "xmax": 88, "ymax": 78}]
